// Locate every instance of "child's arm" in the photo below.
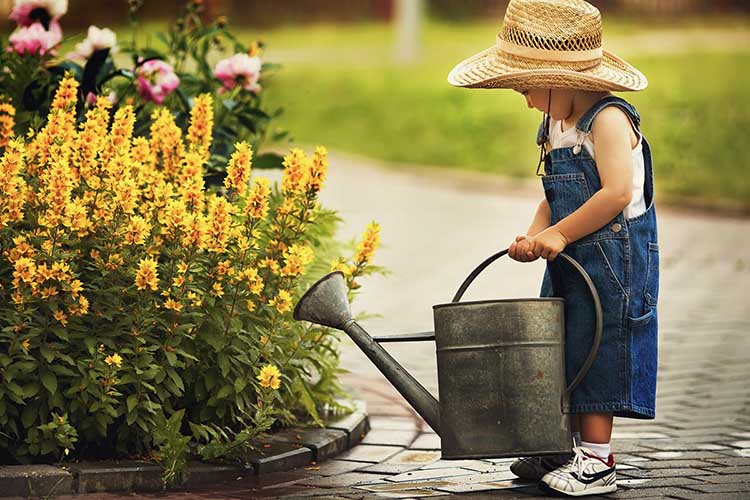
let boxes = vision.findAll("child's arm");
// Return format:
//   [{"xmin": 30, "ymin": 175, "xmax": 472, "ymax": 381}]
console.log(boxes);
[
  {"xmin": 508, "ymin": 198, "xmax": 550, "ymax": 262},
  {"xmin": 529, "ymin": 107, "xmax": 635, "ymax": 261}
]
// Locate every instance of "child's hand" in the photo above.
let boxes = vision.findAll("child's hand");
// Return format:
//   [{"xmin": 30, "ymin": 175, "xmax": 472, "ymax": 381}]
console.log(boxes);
[
  {"xmin": 529, "ymin": 226, "xmax": 569, "ymax": 261},
  {"xmin": 508, "ymin": 235, "xmax": 538, "ymax": 262}
]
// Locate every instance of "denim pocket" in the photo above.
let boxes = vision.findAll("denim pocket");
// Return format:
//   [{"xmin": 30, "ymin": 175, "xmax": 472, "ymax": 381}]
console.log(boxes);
[
  {"xmin": 644, "ymin": 242, "xmax": 659, "ymax": 306},
  {"xmin": 541, "ymin": 173, "xmax": 591, "ymax": 226},
  {"xmin": 628, "ymin": 306, "xmax": 655, "ymax": 328}
]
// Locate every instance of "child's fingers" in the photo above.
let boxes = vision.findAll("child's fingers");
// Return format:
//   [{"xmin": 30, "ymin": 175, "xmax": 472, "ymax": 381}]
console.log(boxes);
[
  {"xmin": 509, "ymin": 241, "xmax": 517, "ymax": 259},
  {"xmin": 515, "ymin": 234, "xmax": 527, "ymax": 242}
]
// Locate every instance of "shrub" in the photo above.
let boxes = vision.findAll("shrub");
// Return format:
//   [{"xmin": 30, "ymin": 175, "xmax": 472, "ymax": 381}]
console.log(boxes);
[{"xmin": 0, "ymin": 75, "xmax": 383, "ymax": 466}]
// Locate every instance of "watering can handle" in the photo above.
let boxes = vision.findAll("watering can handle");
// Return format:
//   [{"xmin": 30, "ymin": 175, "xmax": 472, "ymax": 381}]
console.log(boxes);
[{"xmin": 450, "ymin": 248, "xmax": 602, "ymax": 399}]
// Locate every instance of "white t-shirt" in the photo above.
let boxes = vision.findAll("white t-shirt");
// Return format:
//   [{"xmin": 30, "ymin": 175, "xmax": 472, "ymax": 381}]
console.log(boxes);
[{"xmin": 548, "ymin": 117, "xmax": 647, "ymax": 220}]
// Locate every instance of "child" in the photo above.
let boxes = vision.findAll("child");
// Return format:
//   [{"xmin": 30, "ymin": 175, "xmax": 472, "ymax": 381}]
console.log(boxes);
[{"xmin": 448, "ymin": 0, "xmax": 659, "ymax": 497}]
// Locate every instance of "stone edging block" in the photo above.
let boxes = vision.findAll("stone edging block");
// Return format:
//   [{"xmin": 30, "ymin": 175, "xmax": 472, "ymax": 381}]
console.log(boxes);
[{"xmin": 0, "ymin": 400, "xmax": 369, "ymax": 497}]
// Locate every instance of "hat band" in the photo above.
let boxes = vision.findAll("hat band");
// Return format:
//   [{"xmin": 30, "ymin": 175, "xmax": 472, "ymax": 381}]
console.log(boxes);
[{"xmin": 497, "ymin": 35, "xmax": 602, "ymax": 63}]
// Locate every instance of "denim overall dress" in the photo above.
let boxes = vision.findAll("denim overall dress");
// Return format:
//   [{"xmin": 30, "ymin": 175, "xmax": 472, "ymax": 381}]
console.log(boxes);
[{"xmin": 538, "ymin": 95, "xmax": 659, "ymax": 419}]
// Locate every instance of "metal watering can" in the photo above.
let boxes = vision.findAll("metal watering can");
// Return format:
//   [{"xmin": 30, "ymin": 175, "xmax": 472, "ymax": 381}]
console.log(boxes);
[{"xmin": 293, "ymin": 249, "xmax": 602, "ymax": 459}]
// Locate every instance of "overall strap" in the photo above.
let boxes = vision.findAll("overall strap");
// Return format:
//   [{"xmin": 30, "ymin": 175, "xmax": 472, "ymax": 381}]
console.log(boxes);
[{"xmin": 575, "ymin": 95, "xmax": 641, "ymax": 134}]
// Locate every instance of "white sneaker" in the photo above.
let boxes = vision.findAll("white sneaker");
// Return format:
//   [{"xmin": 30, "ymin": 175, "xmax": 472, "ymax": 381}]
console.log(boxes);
[
  {"xmin": 509, "ymin": 453, "xmax": 573, "ymax": 481},
  {"xmin": 540, "ymin": 446, "xmax": 617, "ymax": 497}
]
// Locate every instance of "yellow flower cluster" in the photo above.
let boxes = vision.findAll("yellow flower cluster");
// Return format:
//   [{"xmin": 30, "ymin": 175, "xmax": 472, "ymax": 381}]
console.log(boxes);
[
  {"xmin": 0, "ymin": 75, "xmax": 383, "ymax": 371},
  {"xmin": 104, "ymin": 352, "xmax": 123, "ymax": 368},
  {"xmin": 355, "ymin": 221, "xmax": 381, "ymax": 265},
  {"xmin": 0, "ymin": 101, "xmax": 16, "ymax": 148},
  {"xmin": 268, "ymin": 289, "xmax": 292, "ymax": 314},
  {"xmin": 186, "ymin": 94, "xmax": 214, "ymax": 163},
  {"xmin": 224, "ymin": 142, "xmax": 252, "ymax": 196},
  {"xmin": 136, "ymin": 257, "xmax": 159, "ymax": 291},
  {"xmin": 280, "ymin": 243, "xmax": 314, "ymax": 277},
  {"xmin": 280, "ymin": 146, "xmax": 329, "ymax": 196},
  {"xmin": 257, "ymin": 364, "xmax": 281, "ymax": 390},
  {"xmin": 0, "ymin": 139, "xmax": 28, "ymax": 230},
  {"xmin": 246, "ymin": 177, "xmax": 270, "ymax": 219}
]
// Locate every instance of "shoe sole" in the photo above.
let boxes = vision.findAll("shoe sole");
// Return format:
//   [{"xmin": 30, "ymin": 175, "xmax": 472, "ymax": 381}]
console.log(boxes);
[{"xmin": 539, "ymin": 481, "xmax": 617, "ymax": 497}]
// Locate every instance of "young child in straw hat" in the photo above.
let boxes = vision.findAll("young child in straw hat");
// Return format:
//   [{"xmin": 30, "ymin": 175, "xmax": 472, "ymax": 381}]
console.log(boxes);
[{"xmin": 449, "ymin": 0, "xmax": 659, "ymax": 496}]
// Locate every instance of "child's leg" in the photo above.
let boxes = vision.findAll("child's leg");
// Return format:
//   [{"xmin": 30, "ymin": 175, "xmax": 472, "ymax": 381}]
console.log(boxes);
[
  {"xmin": 579, "ymin": 412, "xmax": 613, "ymax": 443},
  {"xmin": 579, "ymin": 412, "xmax": 613, "ymax": 460}
]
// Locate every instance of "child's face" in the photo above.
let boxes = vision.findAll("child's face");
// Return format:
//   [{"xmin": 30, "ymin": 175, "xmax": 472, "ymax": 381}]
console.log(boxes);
[{"xmin": 515, "ymin": 88, "xmax": 574, "ymax": 121}]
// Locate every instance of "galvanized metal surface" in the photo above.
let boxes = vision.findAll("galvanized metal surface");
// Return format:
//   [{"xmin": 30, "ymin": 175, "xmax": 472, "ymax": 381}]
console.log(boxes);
[{"xmin": 433, "ymin": 297, "xmax": 570, "ymax": 459}]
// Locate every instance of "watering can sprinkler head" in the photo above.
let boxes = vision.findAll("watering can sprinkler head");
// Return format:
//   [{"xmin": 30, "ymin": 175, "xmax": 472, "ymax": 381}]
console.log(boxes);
[{"xmin": 293, "ymin": 271, "xmax": 353, "ymax": 330}]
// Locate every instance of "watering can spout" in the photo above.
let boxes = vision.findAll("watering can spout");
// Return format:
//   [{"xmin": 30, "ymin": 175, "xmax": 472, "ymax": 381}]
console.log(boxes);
[{"xmin": 294, "ymin": 271, "xmax": 441, "ymax": 435}]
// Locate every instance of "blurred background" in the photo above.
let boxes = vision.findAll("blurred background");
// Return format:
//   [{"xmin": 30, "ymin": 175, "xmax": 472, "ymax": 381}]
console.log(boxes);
[{"xmin": 4, "ymin": 0, "xmax": 747, "ymax": 213}]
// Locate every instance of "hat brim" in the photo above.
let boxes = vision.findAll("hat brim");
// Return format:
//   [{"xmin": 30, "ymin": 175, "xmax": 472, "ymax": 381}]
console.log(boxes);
[{"xmin": 448, "ymin": 46, "xmax": 647, "ymax": 92}]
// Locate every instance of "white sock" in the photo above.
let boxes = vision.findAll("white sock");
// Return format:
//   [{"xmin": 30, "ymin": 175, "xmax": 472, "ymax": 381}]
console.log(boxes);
[
  {"xmin": 580, "ymin": 440, "xmax": 611, "ymax": 460},
  {"xmin": 572, "ymin": 431, "xmax": 582, "ymax": 447}
]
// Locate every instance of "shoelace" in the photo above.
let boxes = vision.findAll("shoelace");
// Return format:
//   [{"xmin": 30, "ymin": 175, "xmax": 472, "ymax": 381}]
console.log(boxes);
[{"xmin": 570, "ymin": 448, "xmax": 593, "ymax": 479}]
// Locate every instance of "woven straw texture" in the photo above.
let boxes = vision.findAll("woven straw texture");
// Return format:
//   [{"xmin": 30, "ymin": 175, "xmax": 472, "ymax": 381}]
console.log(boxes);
[{"xmin": 448, "ymin": 0, "xmax": 648, "ymax": 91}]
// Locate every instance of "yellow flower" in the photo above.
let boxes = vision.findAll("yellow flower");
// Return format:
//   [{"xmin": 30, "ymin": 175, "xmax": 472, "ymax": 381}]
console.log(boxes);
[
  {"xmin": 186, "ymin": 94, "xmax": 214, "ymax": 161},
  {"xmin": 164, "ymin": 298, "xmax": 183, "ymax": 312},
  {"xmin": 280, "ymin": 244, "xmax": 314, "ymax": 277},
  {"xmin": 77, "ymin": 295, "xmax": 89, "ymax": 315},
  {"xmin": 69, "ymin": 279, "xmax": 84, "ymax": 296},
  {"xmin": 135, "ymin": 257, "xmax": 159, "ymax": 291},
  {"xmin": 330, "ymin": 258, "xmax": 355, "ymax": 276},
  {"xmin": 124, "ymin": 215, "xmax": 151, "ymax": 245},
  {"xmin": 306, "ymin": 145, "xmax": 328, "ymax": 193},
  {"xmin": 50, "ymin": 75, "xmax": 79, "ymax": 112},
  {"xmin": 0, "ymin": 101, "xmax": 16, "ymax": 148},
  {"xmin": 212, "ymin": 282, "xmax": 224, "ymax": 298},
  {"xmin": 245, "ymin": 299, "xmax": 256, "ymax": 312},
  {"xmin": 224, "ymin": 142, "xmax": 252, "ymax": 196},
  {"xmin": 246, "ymin": 176, "xmax": 271, "ymax": 219},
  {"xmin": 269, "ymin": 290, "xmax": 292, "ymax": 314},
  {"xmin": 355, "ymin": 221, "xmax": 381, "ymax": 265},
  {"xmin": 281, "ymin": 148, "xmax": 309, "ymax": 195},
  {"xmin": 21, "ymin": 338, "xmax": 30, "ymax": 350},
  {"xmin": 104, "ymin": 352, "xmax": 123, "ymax": 368},
  {"xmin": 257, "ymin": 364, "xmax": 281, "ymax": 390},
  {"xmin": 13, "ymin": 257, "xmax": 36, "ymax": 284},
  {"xmin": 53, "ymin": 309, "xmax": 68, "ymax": 326}
]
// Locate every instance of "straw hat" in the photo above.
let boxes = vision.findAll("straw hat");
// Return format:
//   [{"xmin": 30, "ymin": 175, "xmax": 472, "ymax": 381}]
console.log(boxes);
[{"xmin": 448, "ymin": 0, "xmax": 647, "ymax": 92}]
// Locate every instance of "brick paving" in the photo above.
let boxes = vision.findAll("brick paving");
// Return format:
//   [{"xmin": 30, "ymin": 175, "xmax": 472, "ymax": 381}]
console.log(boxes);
[{"xmin": 38, "ymin": 154, "xmax": 750, "ymax": 499}]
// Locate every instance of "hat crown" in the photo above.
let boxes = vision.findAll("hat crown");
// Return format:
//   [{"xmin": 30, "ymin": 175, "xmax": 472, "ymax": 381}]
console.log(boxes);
[{"xmin": 501, "ymin": 0, "xmax": 602, "ymax": 53}]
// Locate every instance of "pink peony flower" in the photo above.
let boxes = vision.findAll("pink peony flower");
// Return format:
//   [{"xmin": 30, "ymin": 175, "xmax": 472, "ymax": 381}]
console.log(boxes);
[
  {"xmin": 10, "ymin": 0, "xmax": 68, "ymax": 27},
  {"xmin": 135, "ymin": 59, "xmax": 180, "ymax": 105},
  {"xmin": 8, "ymin": 19, "xmax": 62, "ymax": 56},
  {"xmin": 214, "ymin": 53, "xmax": 262, "ymax": 94},
  {"xmin": 68, "ymin": 25, "xmax": 117, "ymax": 62}
]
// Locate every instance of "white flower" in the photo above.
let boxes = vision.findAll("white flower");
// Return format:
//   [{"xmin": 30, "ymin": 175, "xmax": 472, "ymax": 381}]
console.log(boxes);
[{"xmin": 69, "ymin": 25, "xmax": 117, "ymax": 61}]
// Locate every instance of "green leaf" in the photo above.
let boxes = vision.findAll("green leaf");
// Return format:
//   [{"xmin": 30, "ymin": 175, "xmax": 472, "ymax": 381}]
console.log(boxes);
[
  {"xmin": 21, "ymin": 405, "xmax": 36, "ymax": 428},
  {"xmin": 127, "ymin": 394, "xmax": 138, "ymax": 414},
  {"xmin": 254, "ymin": 153, "xmax": 285, "ymax": 170},
  {"xmin": 39, "ymin": 343, "xmax": 54, "ymax": 363},
  {"xmin": 23, "ymin": 383, "xmax": 39, "ymax": 398},
  {"xmin": 164, "ymin": 350, "xmax": 177, "ymax": 367},
  {"xmin": 292, "ymin": 378, "xmax": 323, "ymax": 426},
  {"xmin": 41, "ymin": 370, "xmax": 57, "ymax": 395},
  {"xmin": 166, "ymin": 368, "xmax": 184, "ymax": 391}
]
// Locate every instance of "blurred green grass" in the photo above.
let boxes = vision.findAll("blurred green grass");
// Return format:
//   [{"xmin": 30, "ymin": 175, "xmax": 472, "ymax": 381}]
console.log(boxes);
[
  {"xmin": 98, "ymin": 17, "xmax": 750, "ymax": 211},
  {"xmin": 251, "ymin": 18, "xmax": 749, "ymax": 211}
]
